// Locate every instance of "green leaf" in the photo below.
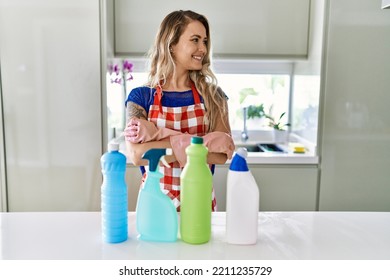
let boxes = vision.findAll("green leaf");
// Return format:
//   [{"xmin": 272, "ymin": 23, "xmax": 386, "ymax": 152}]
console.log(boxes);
[{"xmin": 247, "ymin": 104, "xmax": 265, "ymax": 119}]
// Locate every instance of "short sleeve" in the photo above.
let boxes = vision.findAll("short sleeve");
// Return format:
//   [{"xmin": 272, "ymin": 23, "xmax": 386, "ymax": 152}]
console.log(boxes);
[{"xmin": 125, "ymin": 87, "xmax": 155, "ymax": 113}]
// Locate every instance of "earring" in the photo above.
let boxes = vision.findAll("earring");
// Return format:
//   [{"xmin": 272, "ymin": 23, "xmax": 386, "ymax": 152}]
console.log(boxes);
[{"xmin": 169, "ymin": 48, "xmax": 173, "ymax": 53}]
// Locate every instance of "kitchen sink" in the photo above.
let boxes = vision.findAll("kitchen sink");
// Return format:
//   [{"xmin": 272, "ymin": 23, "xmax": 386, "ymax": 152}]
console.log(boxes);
[
  {"xmin": 235, "ymin": 143, "xmax": 286, "ymax": 153},
  {"xmin": 259, "ymin": 143, "xmax": 285, "ymax": 153},
  {"xmin": 235, "ymin": 143, "xmax": 263, "ymax": 152}
]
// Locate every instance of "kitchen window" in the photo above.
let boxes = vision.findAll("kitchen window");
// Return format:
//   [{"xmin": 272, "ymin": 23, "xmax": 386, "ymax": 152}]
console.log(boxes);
[{"xmin": 217, "ymin": 73, "xmax": 290, "ymax": 132}]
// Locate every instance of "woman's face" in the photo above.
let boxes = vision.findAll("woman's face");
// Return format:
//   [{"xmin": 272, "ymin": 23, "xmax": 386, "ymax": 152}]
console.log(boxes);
[{"xmin": 171, "ymin": 20, "xmax": 207, "ymax": 72}]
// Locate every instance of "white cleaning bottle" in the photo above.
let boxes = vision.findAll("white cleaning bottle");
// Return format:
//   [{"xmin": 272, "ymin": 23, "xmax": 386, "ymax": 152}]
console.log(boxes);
[{"xmin": 226, "ymin": 148, "xmax": 259, "ymax": 245}]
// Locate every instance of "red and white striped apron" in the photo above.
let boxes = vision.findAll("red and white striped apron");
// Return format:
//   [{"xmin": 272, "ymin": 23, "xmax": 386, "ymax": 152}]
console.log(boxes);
[{"xmin": 140, "ymin": 82, "xmax": 217, "ymax": 212}]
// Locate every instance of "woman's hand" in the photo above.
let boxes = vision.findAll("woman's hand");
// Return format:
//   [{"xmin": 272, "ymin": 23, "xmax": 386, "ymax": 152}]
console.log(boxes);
[
  {"xmin": 203, "ymin": 101, "xmax": 235, "ymax": 164},
  {"xmin": 124, "ymin": 117, "xmax": 181, "ymax": 143},
  {"xmin": 125, "ymin": 102, "xmax": 179, "ymax": 165},
  {"xmin": 203, "ymin": 131, "xmax": 235, "ymax": 160}
]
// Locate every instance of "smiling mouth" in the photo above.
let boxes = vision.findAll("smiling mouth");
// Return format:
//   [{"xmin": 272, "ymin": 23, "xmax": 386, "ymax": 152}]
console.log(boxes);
[{"xmin": 192, "ymin": 55, "xmax": 203, "ymax": 61}]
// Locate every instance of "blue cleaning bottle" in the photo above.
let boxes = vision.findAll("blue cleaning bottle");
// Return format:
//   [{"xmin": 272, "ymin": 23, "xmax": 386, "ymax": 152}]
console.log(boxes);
[
  {"xmin": 136, "ymin": 148, "xmax": 178, "ymax": 242},
  {"xmin": 101, "ymin": 142, "xmax": 128, "ymax": 243}
]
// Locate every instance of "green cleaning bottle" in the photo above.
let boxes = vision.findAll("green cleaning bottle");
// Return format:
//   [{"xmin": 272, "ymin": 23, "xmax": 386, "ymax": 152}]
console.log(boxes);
[{"xmin": 180, "ymin": 136, "xmax": 212, "ymax": 244}]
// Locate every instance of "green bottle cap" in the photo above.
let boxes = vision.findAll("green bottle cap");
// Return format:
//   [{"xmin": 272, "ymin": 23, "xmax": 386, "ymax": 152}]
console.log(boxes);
[{"xmin": 191, "ymin": 136, "xmax": 203, "ymax": 144}]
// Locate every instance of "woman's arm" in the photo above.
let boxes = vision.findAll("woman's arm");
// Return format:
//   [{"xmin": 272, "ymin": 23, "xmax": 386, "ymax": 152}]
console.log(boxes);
[
  {"xmin": 207, "ymin": 152, "xmax": 227, "ymax": 165},
  {"xmin": 126, "ymin": 140, "xmax": 175, "ymax": 166},
  {"xmin": 206, "ymin": 98, "xmax": 234, "ymax": 165},
  {"xmin": 125, "ymin": 101, "xmax": 177, "ymax": 165}
]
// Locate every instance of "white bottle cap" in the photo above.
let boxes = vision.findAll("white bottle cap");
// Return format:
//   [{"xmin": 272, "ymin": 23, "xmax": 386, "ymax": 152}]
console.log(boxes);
[
  {"xmin": 236, "ymin": 147, "xmax": 248, "ymax": 159},
  {"xmin": 108, "ymin": 142, "xmax": 119, "ymax": 152}
]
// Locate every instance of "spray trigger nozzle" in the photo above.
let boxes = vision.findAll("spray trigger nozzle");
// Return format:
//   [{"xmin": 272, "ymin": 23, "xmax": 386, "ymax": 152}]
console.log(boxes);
[
  {"xmin": 161, "ymin": 148, "xmax": 172, "ymax": 168},
  {"xmin": 142, "ymin": 148, "xmax": 172, "ymax": 172}
]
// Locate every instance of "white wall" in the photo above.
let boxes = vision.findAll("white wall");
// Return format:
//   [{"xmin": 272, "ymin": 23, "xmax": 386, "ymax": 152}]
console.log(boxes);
[
  {"xmin": 0, "ymin": 0, "xmax": 103, "ymax": 211},
  {"xmin": 319, "ymin": 0, "xmax": 390, "ymax": 210}
]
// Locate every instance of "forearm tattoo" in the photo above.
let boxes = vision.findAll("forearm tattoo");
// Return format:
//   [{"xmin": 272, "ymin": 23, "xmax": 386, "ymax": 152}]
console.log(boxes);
[{"xmin": 126, "ymin": 101, "xmax": 147, "ymax": 120}]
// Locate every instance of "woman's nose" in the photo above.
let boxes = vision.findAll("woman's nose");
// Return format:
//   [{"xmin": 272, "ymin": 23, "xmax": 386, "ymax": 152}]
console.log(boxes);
[{"xmin": 199, "ymin": 44, "xmax": 207, "ymax": 53}]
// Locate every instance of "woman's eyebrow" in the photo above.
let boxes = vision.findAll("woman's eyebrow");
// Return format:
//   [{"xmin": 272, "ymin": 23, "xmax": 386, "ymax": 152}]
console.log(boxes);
[{"xmin": 190, "ymin": 34, "xmax": 207, "ymax": 40}]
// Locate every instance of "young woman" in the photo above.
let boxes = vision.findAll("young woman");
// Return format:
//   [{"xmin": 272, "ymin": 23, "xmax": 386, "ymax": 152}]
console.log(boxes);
[{"xmin": 124, "ymin": 10, "xmax": 235, "ymax": 211}]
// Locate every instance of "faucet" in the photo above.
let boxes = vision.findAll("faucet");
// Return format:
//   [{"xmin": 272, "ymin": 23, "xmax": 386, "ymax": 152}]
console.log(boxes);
[{"xmin": 241, "ymin": 107, "xmax": 249, "ymax": 142}]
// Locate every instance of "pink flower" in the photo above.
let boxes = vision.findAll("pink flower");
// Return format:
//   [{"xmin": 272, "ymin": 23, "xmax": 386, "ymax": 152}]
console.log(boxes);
[
  {"xmin": 108, "ymin": 60, "xmax": 133, "ymax": 85},
  {"xmin": 113, "ymin": 64, "xmax": 120, "ymax": 75},
  {"xmin": 123, "ymin": 60, "xmax": 133, "ymax": 73}
]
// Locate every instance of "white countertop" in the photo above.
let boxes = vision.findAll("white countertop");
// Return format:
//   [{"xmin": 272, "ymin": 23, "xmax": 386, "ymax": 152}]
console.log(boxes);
[
  {"xmin": 231, "ymin": 133, "xmax": 319, "ymax": 165},
  {"xmin": 1, "ymin": 211, "xmax": 389, "ymax": 260},
  {"xmin": 237, "ymin": 152, "xmax": 318, "ymax": 165}
]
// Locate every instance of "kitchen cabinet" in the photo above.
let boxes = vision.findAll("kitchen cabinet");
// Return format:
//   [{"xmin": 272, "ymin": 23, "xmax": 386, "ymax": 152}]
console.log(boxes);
[
  {"xmin": 318, "ymin": 0, "xmax": 390, "ymax": 211},
  {"xmin": 213, "ymin": 164, "xmax": 318, "ymax": 211},
  {"xmin": 127, "ymin": 164, "xmax": 318, "ymax": 211},
  {"xmin": 114, "ymin": 0, "xmax": 310, "ymax": 58},
  {"xmin": 125, "ymin": 166, "xmax": 143, "ymax": 211},
  {"xmin": 0, "ymin": 0, "xmax": 102, "ymax": 211}
]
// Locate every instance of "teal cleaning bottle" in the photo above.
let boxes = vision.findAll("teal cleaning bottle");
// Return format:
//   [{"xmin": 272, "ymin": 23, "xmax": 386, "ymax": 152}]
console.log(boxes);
[
  {"xmin": 101, "ymin": 142, "xmax": 128, "ymax": 243},
  {"xmin": 136, "ymin": 148, "xmax": 178, "ymax": 242},
  {"xmin": 180, "ymin": 136, "xmax": 212, "ymax": 244}
]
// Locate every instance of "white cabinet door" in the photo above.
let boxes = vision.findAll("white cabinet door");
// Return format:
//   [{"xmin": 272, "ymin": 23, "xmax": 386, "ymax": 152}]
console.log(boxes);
[
  {"xmin": 0, "ymin": 0, "xmax": 102, "ymax": 211},
  {"xmin": 319, "ymin": 0, "xmax": 390, "ymax": 211},
  {"xmin": 214, "ymin": 164, "xmax": 318, "ymax": 211},
  {"xmin": 127, "ymin": 163, "xmax": 318, "ymax": 211},
  {"xmin": 114, "ymin": 0, "xmax": 310, "ymax": 58},
  {"xmin": 125, "ymin": 166, "xmax": 142, "ymax": 211}
]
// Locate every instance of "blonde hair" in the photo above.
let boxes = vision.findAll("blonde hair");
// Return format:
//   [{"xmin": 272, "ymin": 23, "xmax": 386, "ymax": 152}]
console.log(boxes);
[{"xmin": 147, "ymin": 10, "xmax": 228, "ymax": 132}]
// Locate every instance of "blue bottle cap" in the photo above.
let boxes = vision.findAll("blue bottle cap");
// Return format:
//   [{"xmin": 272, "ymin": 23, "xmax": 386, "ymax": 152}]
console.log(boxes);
[{"xmin": 229, "ymin": 148, "xmax": 249, "ymax": 171}]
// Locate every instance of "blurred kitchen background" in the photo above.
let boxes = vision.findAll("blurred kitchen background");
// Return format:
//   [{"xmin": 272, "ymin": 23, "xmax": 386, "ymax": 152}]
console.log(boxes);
[{"xmin": 0, "ymin": 0, "xmax": 389, "ymax": 212}]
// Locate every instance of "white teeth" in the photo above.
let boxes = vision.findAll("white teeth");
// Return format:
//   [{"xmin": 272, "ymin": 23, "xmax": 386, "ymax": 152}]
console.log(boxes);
[{"xmin": 193, "ymin": 56, "xmax": 202, "ymax": 60}]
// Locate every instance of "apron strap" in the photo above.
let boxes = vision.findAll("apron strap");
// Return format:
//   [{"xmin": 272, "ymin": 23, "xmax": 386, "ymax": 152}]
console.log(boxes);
[
  {"xmin": 154, "ymin": 85, "xmax": 164, "ymax": 114},
  {"xmin": 190, "ymin": 82, "xmax": 201, "ymax": 105}
]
